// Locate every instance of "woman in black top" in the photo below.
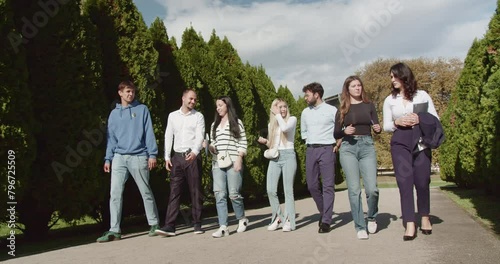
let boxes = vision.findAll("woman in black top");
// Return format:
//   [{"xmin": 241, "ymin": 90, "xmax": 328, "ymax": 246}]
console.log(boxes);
[{"xmin": 334, "ymin": 76, "xmax": 381, "ymax": 240}]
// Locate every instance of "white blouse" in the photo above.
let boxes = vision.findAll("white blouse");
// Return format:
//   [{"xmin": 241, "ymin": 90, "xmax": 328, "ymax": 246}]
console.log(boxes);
[
  {"xmin": 383, "ymin": 90, "xmax": 439, "ymax": 151},
  {"xmin": 269, "ymin": 115, "xmax": 297, "ymax": 150},
  {"xmin": 383, "ymin": 90, "xmax": 439, "ymax": 132}
]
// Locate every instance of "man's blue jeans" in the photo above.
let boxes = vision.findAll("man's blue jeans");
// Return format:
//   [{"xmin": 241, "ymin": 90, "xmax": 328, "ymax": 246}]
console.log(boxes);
[
  {"xmin": 339, "ymin": 136, "xmax": 379, "ymax": 231},
  {"xmin": 109, "ymin": 154, "xmax": 159, "ymax": 233}
]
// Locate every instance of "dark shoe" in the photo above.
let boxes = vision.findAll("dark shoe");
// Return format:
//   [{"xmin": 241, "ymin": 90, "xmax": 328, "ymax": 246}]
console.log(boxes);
[
  {"xmin": 96, "ymin": 231, "xmax": 121, "ymax": 243},
  {"xmin": 421, "ymin": 228, "xmax": 432, "ymax": 235},
  {"xmin": 318, "ymin": 223, "xmax": 330, "ymax": 234},
  {"xmin": 194, "ymin": 223, "xmax": 204, "ymax": 234},
  {"xmin": 155, "ymin": 225, "xmax": 176, "ymax": 237},
  {"xmin": 403, "ymin": 230, "xmax": 417, "ymax": 241},
  {"xmin": 148, "ymin": 224, "xmax": 159, "ymax": 237}
]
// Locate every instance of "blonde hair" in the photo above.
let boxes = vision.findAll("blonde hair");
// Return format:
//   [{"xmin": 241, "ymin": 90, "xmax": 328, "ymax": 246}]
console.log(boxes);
[{"xmin": 267, "ymin": 98, "xmax": 290, "ymax": 148}]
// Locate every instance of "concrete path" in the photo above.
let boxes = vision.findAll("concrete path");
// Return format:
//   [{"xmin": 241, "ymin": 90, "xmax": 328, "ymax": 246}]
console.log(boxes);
[{"xmin": 4, "ymin": 188, "xmax": 500, "ymax": 264}]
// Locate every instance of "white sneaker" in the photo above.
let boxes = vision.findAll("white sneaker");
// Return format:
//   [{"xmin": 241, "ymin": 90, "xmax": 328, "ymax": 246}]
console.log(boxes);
[
  {"xmin": 267, "ymin": 218, "xmax": 282, "ymax": 231},
  {"xmin": 368, "ymin": 221, "xmax": 378, "ymax": 234},
  {"xmin": 237, "ymin": 218, "xmax": 249, "ymax": 233},
  {"xmin": 282, "ymin": 221, "xmax": 293, "ymax": 232},
  {"xmin": 357, "ymin": 230, "xmax": 369, "ymax": 240},
  {"xmin": 212, "ymin": 225, "xmax": 229, "ymax": 238}
]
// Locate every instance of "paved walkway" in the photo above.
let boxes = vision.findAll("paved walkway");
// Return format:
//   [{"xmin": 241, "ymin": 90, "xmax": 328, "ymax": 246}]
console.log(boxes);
[{"xmin": 5, "ymin": 188, "xmax": 500, "ymax": 264}]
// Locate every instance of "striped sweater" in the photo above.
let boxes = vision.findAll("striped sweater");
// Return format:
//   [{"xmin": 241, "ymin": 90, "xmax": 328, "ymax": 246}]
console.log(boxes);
[{"xmin": 210, "ymin": 119, "xmax": 247, "ymax": 164}]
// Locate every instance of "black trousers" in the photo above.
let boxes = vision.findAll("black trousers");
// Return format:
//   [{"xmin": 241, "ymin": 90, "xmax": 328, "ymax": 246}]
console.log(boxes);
[
  {"xmin": 391, "ymin": 128, "xmax": 432, "ymax": 223},
  {"xmin": 164, "ymin": 154, "xmax": 203, "ymax": 227}
]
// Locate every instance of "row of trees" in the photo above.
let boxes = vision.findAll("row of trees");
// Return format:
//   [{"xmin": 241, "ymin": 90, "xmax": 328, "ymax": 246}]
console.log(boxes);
[
  {"xmin": 440, "ymin": 0, "xmax": 500, "ymax": 194},
  {"xmin": 0, "ymin": 0, "xmax": 315, "ymax": 240}
]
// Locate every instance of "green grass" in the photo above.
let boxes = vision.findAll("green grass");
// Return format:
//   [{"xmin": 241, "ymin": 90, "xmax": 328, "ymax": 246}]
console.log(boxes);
[
  {"xmin": 440, "ymin": 186, "xmax": 500, "ymax": 237},
  {"xmin": 1, "ymin": 216, "xmax": 98, "ymax": 238}
]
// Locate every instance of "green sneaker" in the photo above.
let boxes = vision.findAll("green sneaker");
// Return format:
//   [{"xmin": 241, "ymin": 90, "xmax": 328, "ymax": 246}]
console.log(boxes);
[
  {"xmin": 148, "ymin": 224, "xmax": 159, "ymax": 237},
  {"xmin": 96, "ymin": 231, "xmax": 121, "ymax": 243}
]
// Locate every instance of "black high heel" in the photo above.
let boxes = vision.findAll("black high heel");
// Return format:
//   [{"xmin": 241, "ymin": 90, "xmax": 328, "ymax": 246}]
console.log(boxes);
[
  {"xmin": 403, "ymin": 229, "xmax": 417, "ymax": 241},
  {"xmin": 421, "ymin": 228, "xmax": 432, "ymax": 235},
  {"xmin": 420, "ymin": 217, "xmax": 433, "ymax": 235}
]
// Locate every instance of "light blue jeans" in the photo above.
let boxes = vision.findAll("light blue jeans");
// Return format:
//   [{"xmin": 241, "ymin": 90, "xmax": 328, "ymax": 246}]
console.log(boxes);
[
  {"xmin": 267, "ymin": 149, "xmax": 297, "ymax": 229},
  {"xmin": 339, "ymin": 136, "xmax": 379, "ymax": 231},
  {"xmin": 109, "ymin": 154, "xmax": 159, "ymax": 233},
  {"xmin": 212, "ymin": 166, "xmax": 245, "ymax": 226}
]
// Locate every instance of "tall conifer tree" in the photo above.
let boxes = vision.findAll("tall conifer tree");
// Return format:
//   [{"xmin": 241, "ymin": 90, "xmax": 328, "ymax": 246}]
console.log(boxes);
[{"xmin": 10, "ymin": 0, "xmax": 106, "ymax": 239}]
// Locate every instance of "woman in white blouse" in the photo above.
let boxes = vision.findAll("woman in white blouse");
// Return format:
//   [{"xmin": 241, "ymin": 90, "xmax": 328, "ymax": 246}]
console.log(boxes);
[
  {"xmin": 382, "ymin": 63, "xmax": 438, "ymax": 241},
  {"xmin": 258, "ymin": 99, "xmax": 297, "ymax": 232}
]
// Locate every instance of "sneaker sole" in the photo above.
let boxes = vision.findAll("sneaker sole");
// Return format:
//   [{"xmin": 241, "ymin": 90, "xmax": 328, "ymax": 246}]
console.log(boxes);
[
  {"xmin": 97, "ymin": 236, "xmax": 121, "ymax": 243},
  {"xmin": 194, "ymin": 231, "xmax": 205, "ymax": 234},
  {"xmin": 155, "ymin": 230, "xmax": 176, "ymax": 237}
]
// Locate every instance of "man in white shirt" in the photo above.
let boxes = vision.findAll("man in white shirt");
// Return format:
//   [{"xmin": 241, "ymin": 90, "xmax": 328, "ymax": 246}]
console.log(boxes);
[
  {"xmin": 300, "ymin": 82, "xmax": 338, "ymax": 234},
  {"xmin": 155, "ymin": 89, "xmax": 205, "ymax": 236}
]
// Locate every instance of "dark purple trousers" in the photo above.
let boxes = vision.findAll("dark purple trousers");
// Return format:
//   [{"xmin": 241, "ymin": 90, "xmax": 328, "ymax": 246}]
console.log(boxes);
[
  {"xmin": 164, "ymin": 154, "xmax": 203, "ymax": 228},
  {"xmin": 390, "ymin": 128, "xmax": 431, "ymax": 223},
  {"xmin": 305, "ymin": 146, "xmax": 336, "ymax": 225}
]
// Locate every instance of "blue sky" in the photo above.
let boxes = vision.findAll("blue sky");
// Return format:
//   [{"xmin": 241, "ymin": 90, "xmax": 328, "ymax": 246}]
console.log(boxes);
[{"xmin": 133, "ymin": 0, "xmax": 497, "ymax": 98}]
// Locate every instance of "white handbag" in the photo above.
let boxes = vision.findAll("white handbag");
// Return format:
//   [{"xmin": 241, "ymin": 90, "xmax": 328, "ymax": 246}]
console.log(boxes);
[
  {"xmin": 216, "ymin": 142, "xmax": 233, "ymax": 168},
  {"xmin": 217, "ymin": 150, "xmax": 233, "ymax": 168},
  {"xmin": 264, "ymin": 148, "xmax": 279, "ymax": 159},
  {"xmin": 264, "ymin": 132, "xmax": 280, "ymax": 159}
]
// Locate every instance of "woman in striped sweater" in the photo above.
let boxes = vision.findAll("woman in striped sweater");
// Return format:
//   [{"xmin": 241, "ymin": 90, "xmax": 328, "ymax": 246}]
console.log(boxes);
[{"xmin": 208, "ymin": 96, "xmax": 248, "ymax": 238}]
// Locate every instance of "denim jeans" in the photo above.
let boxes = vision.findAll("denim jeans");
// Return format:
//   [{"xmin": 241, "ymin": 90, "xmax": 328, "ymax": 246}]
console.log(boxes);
[
  {"xmin": 212, "ymin": 166, "xmax": 245, "ymax": 226},
  {"xmin": 267, "ymin": 149, "xmax": 297, "ymax": 229},
  {"xmin": 339, "ymin": 136, "xmax": 379, "ymax": 231},
  {"xmin": 110, "ymin": 154, "xmax": 159, "ymax": 233}
]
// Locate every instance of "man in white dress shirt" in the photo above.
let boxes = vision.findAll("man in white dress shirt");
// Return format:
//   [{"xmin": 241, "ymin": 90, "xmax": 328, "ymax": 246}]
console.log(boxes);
[{"xmin": 155, "ymin": 89, "xmax": 206, "ymax": 236}]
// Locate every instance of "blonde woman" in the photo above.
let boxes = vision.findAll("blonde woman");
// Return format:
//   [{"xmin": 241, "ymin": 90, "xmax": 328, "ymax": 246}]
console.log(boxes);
[{"xmin": 258, "ymin": 99, "xmax": 297, "ymax": 232}]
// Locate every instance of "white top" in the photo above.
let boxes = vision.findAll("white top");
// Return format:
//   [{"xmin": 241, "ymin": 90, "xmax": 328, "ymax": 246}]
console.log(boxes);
[
  {"xmin": 300, "ymin": 102, "xmax": 337, "ymax": 144},
  {"xmin": 164, "ymin": 108, "xmax": 205, "ymax": 160},
  {"xmin": 382, "ymin": 90, "xmax": 439, "ymax": 132},
  {"xmin": 269, "ymin": 115, "xmax": 297, "ymax": 150},
  {"xmin": 382, "ymin": 90, "xmax": 439, "ymax": 151}
]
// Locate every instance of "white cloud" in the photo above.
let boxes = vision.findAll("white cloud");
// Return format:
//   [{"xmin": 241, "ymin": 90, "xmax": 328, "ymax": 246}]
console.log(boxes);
[{"xmin": 150, "ymin": 0, "xmax": 495, "ymax": 98}]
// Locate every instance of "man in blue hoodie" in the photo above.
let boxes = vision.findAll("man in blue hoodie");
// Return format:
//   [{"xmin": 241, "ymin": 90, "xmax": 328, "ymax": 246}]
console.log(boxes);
[{"xmin": 97, "ymin": 81, "xmax": 160, "ymax": 243}]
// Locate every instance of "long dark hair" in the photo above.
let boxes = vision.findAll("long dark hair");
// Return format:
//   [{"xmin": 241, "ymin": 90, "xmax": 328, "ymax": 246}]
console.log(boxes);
[
  {"xmin": 390, "ymin": 62, "xmax": 417, "ymax": 100},
  {"xmin": 212, "ymin": 96, "xmax": 241, "ymax": 139},
  {"xmin": 339, "ymin": 76, "xmax": 370, "ymax": 126}
]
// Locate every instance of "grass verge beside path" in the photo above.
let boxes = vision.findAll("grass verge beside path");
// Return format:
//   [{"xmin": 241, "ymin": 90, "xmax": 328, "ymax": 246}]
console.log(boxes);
[{"xmin": 440, "ymin": 187, "xmax": 500, "ymax": 237}]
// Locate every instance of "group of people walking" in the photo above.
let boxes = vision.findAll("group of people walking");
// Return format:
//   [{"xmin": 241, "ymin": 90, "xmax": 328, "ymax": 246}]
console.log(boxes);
[{"xmin": 97, "ymin": 62, "xmax": 441, "ymax": 243}]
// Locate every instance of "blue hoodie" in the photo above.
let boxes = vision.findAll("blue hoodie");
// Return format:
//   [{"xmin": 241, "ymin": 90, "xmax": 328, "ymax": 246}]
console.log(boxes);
[{"xmin": 104, "ymin": 100, "xmax": 158, "ymax": 163}]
